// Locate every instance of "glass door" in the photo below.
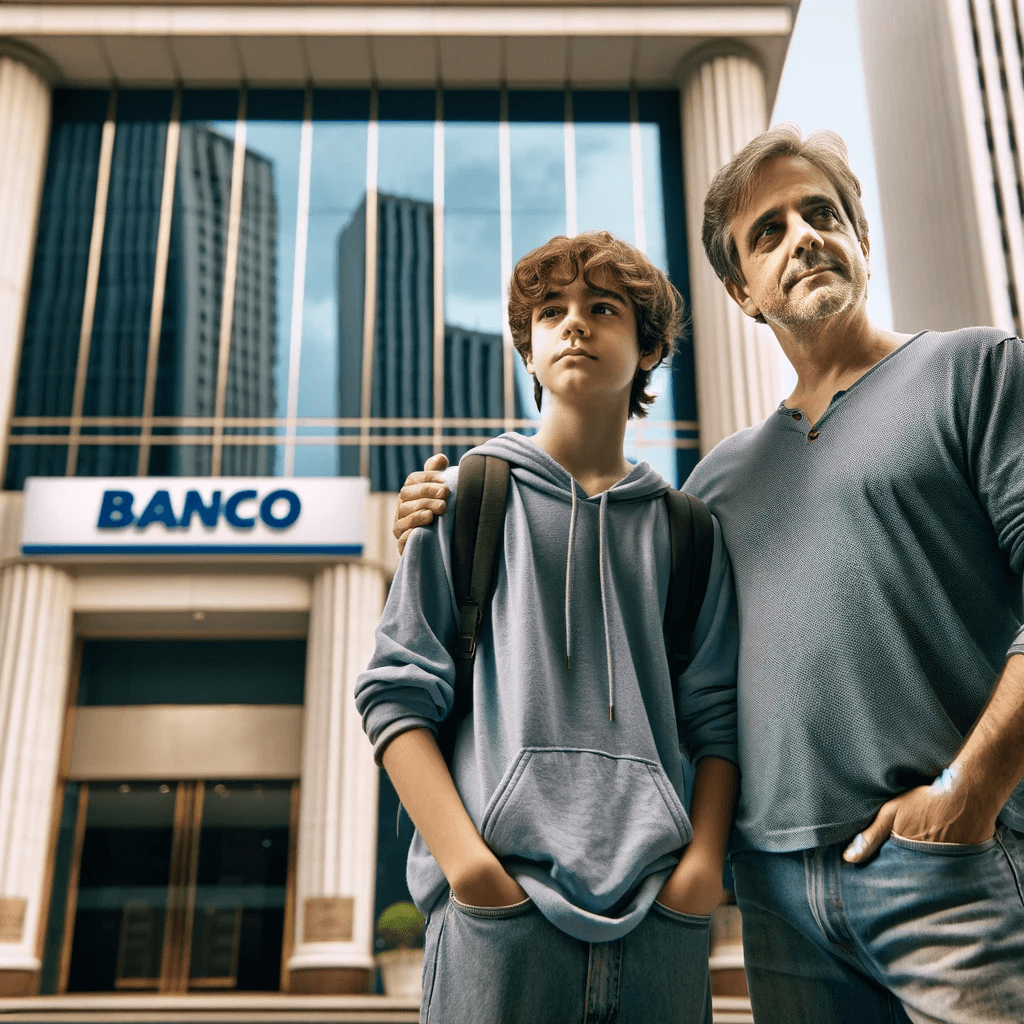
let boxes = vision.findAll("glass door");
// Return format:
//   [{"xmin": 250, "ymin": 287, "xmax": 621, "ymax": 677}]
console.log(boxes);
[
  {"xmin": 188, "ymin": 781, "xmax": 292, "ymax": 991},
  {"xmin": 57, "ymin": 780, "xmax": 294, "ymax": 993}
]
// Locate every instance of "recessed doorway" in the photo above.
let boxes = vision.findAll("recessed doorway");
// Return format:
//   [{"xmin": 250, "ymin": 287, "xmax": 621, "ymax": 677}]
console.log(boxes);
[{"xmin": 56, "ymin": 779, "xmax": 295, "ymax": 994}]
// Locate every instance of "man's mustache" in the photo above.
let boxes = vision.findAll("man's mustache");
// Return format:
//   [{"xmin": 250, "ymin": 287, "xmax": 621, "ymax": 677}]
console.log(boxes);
[{"xmin": 782, "ymin": 256, "xmax": 844, "ymax": 290}]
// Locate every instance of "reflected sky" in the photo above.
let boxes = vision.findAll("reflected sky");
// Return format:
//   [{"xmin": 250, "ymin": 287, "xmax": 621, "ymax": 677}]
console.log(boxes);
[
  {"xmin": 509, "ymin": 93, "xmax": 566, "ymax": 422},
  {"xmin": 294, "ymin": 92, "xmax": 369, "ymax": 477},
  {"xmin": 378, "ymin": 89, "xmax": 434, "ymax": 203},
  {"xmin": 297, "ymin": 94, "xmax": 368, "ymax": 424},
  {"xmin": 574, "ymin": 92, "xmax": 633, "ymax": 242},
  {"xmin": 444, "ymin": 120, "xmax": 502, "ymax": 336}
]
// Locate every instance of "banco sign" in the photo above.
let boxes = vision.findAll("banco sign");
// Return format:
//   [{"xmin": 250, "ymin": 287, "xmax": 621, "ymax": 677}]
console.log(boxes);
[
  {"xmin": 98, "ymin": 487, "xmax": 302, "ymax": 531},
  {"xmin": 21, "ymin": 477, "xmax": 366, "ymax": 556}
]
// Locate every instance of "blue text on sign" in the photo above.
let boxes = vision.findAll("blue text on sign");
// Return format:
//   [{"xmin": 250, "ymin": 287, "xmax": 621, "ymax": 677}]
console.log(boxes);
[{"xmin": 97, "ymin": 489, "xmax": 302, "ymax": 531}]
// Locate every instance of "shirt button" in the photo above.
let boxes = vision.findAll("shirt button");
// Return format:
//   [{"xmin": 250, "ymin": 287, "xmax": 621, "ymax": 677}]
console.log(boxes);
[
  {"xmin": 808, "ymin": 429, "xmax": 820, "ymax": 441},
  {"xmin": 793, "ymin": 412, "xmax": 802, "ymax": 421}
]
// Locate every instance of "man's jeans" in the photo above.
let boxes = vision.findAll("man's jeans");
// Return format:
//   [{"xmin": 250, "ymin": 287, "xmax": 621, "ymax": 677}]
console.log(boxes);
[
  {"xmin": 420, "ymin": 892, "xmax": 712, "ymax": 1023},
  {"xmin": 731, "ymin": 828, "xmax": 1024, "ymax": 1023}
]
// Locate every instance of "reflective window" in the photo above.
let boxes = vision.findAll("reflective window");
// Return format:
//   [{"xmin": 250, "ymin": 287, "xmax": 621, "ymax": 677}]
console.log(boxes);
[
  {"xmin": 573, "ymin": 91, "xmax": 634, "ymax": 241},
  {"xmin": 223, "ymin": 90, "xmax": 304, "ymax": 477},
  {"xmin": 10, "ymin": 87, "xmax": 696, "ymax": 489},
  {"xmin": 508, "ymin": 91, "xmax": 566, "ymax": 425},
  {"xmin": 150, "ymin": 89, "xmax": 240, "ymax": 477},
  {"xmin": 77, "ymin": 91, "xmax": 174, "ymax": 479},
  {"xmin": 367, "ymin": 91, "xmax": 436, "ymax": 490},
  {"xmin": 5, "ymin": 90, "xmax": 109, "ymax": 489},
  {"xmin": 295, "ymin": 91, "xmax": 369, "ymax": 477},
  {"xmin": 78, "ymin": 639, "xmax": 306, "ymax": 705},
  {"xmin": 443, "ymin": 92, "xmax": 509, "ymax": 464}
]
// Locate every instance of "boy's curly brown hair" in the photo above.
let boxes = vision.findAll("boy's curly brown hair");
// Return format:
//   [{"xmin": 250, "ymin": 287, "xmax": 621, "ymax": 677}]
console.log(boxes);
[{"xmin": 507, "ymin": 231, "xmax": 684, "ymax": 418}]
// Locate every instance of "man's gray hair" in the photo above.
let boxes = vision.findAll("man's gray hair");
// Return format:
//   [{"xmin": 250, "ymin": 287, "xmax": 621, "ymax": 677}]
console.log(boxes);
[{"xmin": 702, "ymin": 123, "xmax": 869, "ymax": 285}]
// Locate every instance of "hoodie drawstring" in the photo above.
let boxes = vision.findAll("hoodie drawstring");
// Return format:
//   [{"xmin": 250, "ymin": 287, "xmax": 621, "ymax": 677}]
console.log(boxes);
[
  {"xmin": 565, "ymin": 473, "xmax": 615, "ymax": 722},
  {"xmin": 565, "ymin": 476, "xmax": 578, "ymax": 671},
  {"xmin": 598, "ymin": 492, "xmax": 614, "ymax": 721}
]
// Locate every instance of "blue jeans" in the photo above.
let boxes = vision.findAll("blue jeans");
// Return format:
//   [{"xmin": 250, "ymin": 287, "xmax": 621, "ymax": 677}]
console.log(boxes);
[
  {"xmin": 420, "ymin": 892, "xmax": 712, "ymax": 1023},
  {"xmin": 731, "ymin": 828, "xmax": 1024, "ymax": 1023}
]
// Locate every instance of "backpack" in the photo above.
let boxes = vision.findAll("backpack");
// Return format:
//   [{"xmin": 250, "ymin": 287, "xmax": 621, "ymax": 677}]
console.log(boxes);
[{"xmin": 435, "ymin": 452, "xmax": 715, "ymax": 761}]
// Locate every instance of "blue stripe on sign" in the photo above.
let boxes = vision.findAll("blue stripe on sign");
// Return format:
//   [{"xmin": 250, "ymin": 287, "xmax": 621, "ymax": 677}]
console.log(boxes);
[{"xmin": 21, "ymin": 545, "xmax": 364, "ymax": 556}]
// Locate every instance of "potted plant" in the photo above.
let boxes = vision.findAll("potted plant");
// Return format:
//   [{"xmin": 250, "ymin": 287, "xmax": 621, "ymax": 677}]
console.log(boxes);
[{"xmin": 375, "ymin": 901, "xmax": 425, "ymax": 998}]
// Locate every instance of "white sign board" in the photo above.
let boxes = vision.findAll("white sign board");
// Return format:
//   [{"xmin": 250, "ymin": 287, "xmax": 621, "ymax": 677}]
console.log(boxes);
[{"xmin": 21, "ymin": 477, "xmax": 367, "ymax": 556}]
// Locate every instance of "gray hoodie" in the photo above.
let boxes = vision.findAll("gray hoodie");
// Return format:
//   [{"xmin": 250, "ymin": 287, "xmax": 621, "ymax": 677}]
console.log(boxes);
[{"xmin": 355, "ymin": 432, "xmax": 738, "ymax": 941}]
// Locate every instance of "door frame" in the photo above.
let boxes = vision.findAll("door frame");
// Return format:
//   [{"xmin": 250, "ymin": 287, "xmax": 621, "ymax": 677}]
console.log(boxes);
[{"xmin": 52, "ymin": 778, "xmax": 299, "ymax": 995}]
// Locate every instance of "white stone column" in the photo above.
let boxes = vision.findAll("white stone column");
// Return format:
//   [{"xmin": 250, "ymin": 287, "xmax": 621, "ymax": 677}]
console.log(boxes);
[
  {"xmin": 0, "ymin": 564, "xmax": 74, "ymax": 995},
  {"xmin": 288, "ymin": 562, "xmax": 386, "ymax": 993},
  {"xmin": 679, "ymin": 46, "xmax": 787, "ymax": 455},
  {"xmin": 0, "ymin": 43, "xmax": 53, "ymax": 481}
]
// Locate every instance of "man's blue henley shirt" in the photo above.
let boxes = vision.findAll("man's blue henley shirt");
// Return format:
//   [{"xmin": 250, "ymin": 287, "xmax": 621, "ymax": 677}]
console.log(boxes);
[{"xmin": 685, "ymin": 327, "xmax": 1024, "ymax": 851}]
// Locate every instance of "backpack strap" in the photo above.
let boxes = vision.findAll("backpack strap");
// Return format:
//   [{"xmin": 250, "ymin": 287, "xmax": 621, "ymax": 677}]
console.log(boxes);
[
  {"xmin": 437, "ymin": 453, "xmax": 510, "ymax": 761},
  {"xmin": 663, "ymin": 488, "xmax": 715, "ymax": 683}
]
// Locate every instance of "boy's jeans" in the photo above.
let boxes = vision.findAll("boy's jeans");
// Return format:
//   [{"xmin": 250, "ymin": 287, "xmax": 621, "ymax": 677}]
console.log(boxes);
[
  {"xmin": 420, "ymin": 892, "xmax": 712, "ymax": 1024},
  {"xmin": 731, "ymin": 827, "xmax": 1024, "ymax": 1024}
]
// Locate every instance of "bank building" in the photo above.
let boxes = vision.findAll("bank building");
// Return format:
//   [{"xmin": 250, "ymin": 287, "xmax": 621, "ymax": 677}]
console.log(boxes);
[{"xmin": 0, "ymin": 0, "xmax": 797, "ymax": 1018}]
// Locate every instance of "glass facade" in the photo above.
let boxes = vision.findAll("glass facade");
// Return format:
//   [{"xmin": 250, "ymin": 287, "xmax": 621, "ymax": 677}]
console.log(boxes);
[{"xmin": 8, "ymin": 87, "xmax": 698, "ymax": 492}]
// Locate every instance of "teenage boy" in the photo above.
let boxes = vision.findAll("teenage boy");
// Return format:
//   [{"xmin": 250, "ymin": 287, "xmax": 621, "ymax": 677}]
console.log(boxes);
[{"xmin": 355, "ymin": 231, "xmax": 739, "ymax": 1024}]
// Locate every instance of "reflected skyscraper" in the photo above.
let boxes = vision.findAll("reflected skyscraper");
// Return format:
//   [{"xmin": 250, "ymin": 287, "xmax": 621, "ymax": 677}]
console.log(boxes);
[
  {"xmin": 7, "ymin": 114, "xmax": 279, "ymax": 484},
  {"xmin": 337, "ymin": 192, "xmax": 521, "ymax": 491},
  {"xmin": 157, "ymin": 124, "xmax": 278, "ymax": 477}
]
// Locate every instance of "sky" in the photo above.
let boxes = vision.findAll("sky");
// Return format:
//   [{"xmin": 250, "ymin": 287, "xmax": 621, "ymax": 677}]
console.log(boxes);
[{"xmin": 770, "ymin": 0, "xmax": 891, "ymax": 389}]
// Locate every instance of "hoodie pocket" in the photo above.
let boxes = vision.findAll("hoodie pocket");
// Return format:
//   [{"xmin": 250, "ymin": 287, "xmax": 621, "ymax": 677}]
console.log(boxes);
[{"xmin": 479, "ymin": 747, "xmax": 692, "ymax": 910}]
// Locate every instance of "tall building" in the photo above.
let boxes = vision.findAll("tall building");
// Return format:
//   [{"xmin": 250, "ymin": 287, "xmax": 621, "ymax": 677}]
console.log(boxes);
[
  {"xmin": 858, "ymin": 0, "xmax": 1023, "ymax": 335},
  {"xmin": 338, "ymin": 193, "xmax": 524, "ymax": 490},
  {"xmin": 0, "ymin": 2, "xmax": 799, "ymax": 1011},
  {"xmin": 159, "ymin": 123, "xmax": 279, "ymax": 478}
]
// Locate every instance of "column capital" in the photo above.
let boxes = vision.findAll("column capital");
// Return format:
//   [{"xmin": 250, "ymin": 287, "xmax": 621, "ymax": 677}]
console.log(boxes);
[
  {"xmin": 0, "ymin": 39, "xmax": 59, "ymax": 85},
  {"xmin": 676, "ymin": 40, "xmax": 766, "ymax": 90}
]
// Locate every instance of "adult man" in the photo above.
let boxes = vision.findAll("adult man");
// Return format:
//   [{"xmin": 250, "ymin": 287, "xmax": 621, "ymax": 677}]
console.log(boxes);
[{"xmin": 394, "ymin": 125, "xmax": 1024, "ymax": 1023}]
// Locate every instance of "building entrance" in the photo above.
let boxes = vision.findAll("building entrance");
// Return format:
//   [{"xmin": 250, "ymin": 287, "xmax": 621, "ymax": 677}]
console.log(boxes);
[{"xmin": 59, "ymin": 779, "xmax": 294, "ymax": 994}]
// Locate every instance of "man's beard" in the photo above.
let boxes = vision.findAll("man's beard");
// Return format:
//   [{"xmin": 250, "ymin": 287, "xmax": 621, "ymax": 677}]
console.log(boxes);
[{"xmin": 761, "ymin": 255, "xmax": 866, "ymax": 329}]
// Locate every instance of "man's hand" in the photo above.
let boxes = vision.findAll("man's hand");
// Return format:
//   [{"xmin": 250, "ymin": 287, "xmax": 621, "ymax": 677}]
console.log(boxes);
[
  {"xmin": 393, "ymin": 453, "xmax": 450, "ymax": 554},
  {"xmin": 843, "ymin": 767, "xmax": 999, "ymax": 864},
  {"xmin": 450, "ymin": 851, "xmax": 528, "ymax": 908},
  {"xmin": 656, "ymin": 847, "xmax": 724, "ymax": 917}
]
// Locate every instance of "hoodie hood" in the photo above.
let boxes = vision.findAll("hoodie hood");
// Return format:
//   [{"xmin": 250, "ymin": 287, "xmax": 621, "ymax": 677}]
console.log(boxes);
[
  {"xmin": 468, "ymin": 432, "xmax": 670, "ymax": 505},
  {"xmin": 468, "ymin": 433, "xmax": 669, "ymax": 721}
]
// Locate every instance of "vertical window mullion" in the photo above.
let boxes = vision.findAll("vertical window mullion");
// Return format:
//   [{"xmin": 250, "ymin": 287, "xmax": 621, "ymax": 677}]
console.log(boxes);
[
  {"xmin": 138, "ymin": 87, "xmax": 182, "ymax": 477},
  {"xmin": 210, "ymin": 87, "xmax": 248, "ymax": 477},
  {"xmin": 66, "ymin": 88, "xmax": 118, "ymax": 476},
  {"xmin": 432, "ymin": 89, "xmax": 445, "ymax": 454},
  {"xmin": 563, "ymin": 88, "xmax": 578, "ymax": 237},
  {"xmin": 283, "ymin": 88, "xmax": 314, "ymax": 477},
  {"xmin": 358, "ymin": 87, "xmax": 380, "ymax": 480},
  {"xmin": 499, "ymin": 88, "xmax": 515, "ymax": 429},
  {"xmin": 629, "ymin": 88, "xmax": 647, "ymax": 254}
]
